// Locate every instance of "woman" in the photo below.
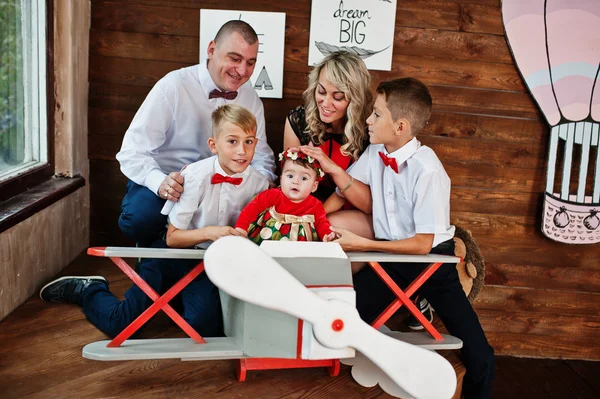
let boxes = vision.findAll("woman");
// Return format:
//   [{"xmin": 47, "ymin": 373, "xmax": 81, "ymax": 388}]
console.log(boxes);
[{"xmin": 283, "ymin": 51, "xmax": 373, "ymax": 203}]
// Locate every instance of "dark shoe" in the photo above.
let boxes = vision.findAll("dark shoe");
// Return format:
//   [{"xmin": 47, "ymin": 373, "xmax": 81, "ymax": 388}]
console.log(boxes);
[
  {"xmin": 407, "ymin": 297, "xmax": 433, "ymax": 331},
  {"xmin": 39, "ymin": 276, "xmax": 108, "ymax": 305}
]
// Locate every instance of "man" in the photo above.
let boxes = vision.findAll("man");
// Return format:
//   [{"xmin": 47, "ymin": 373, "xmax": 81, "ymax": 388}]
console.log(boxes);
[{"xmin": 116, "ymin": 20, "xmax": 276, "ymax": 246}]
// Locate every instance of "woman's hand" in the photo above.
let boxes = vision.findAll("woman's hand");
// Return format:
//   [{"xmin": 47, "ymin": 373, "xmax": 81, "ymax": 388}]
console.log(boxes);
[{"xmin": 299, "ymin": 143, "xmax": 342, "ymax": 175}]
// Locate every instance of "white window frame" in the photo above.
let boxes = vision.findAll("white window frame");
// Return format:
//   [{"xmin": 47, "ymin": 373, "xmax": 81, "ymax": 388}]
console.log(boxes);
[{"xmin": 0, "ymin": 0, "xmax": 48, "ymax": 182}]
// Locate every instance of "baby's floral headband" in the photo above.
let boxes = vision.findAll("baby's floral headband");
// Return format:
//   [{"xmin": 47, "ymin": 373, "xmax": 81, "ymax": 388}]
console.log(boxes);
[{"xmin": 278, "ymin": 148, "xmax": 325, "ymax": 181}]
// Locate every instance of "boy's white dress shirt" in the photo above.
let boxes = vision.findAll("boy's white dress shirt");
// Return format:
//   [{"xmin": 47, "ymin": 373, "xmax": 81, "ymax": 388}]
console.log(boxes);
[
  {"xmin": 116, "ymin": 61, "xmax": 276, "ymax": 196},
  {"xmin": 161, "ymin": 156, "xmax": 269, "ymax": 248},
  {"xmin": 340, "ymin": 138, "xmax": 455, "ymax": 248}
]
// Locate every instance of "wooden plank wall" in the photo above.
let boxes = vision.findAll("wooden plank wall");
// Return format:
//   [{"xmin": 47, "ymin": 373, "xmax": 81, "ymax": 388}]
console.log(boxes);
[{"xmin": 88, "ymin": 0, "xmax": 600, "ymax": 359}]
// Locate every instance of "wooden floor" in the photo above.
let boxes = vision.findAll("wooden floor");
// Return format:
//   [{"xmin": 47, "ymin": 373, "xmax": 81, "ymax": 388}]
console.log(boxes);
[{"xmin": 1, "ymin": 254, "xmax": 599, "ymax": 399}]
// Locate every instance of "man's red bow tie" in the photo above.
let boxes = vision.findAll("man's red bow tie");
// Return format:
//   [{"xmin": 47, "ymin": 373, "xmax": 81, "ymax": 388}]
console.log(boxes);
[
  {"xmin": 211, "ymin": 173, "xmax": 242, "ymax": 185},
  {"xmin": 378, "ymin": 151, "xmax": 399, "ymax": 173},
  {"xmin": 209, "ymin": 89, "xmax": 238, "ymax": 100}
]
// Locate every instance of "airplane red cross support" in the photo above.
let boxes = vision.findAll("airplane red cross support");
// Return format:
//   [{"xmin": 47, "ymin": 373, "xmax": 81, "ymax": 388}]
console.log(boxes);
[
  {"xmin": 346, "ymin": 253, "xmax": 462, "ymax": 340},
  {"xmin": 87, "ymin": 247, "xmax": 208, "ymax": 347}
]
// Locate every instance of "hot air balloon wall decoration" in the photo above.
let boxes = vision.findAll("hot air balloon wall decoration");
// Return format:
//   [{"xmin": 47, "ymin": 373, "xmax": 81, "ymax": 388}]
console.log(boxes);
[{"xmin": 502, "ymin": 0, "xmax": 600, "ymax": 244}]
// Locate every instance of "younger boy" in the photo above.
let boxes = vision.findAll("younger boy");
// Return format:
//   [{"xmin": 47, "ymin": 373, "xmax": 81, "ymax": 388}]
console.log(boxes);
[
  {"xmin": 40, "ymin": 104, "xmax": 268, "ymax": 339},
  {"xmin": 304, "ymin": 78, "xmax": 495, "ymax": 399}
]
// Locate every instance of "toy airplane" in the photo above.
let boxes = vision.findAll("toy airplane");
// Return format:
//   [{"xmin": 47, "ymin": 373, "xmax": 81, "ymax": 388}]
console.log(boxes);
[{"xmin": 83, "ymin": 238, "xmax": 462, "ymax": 399}]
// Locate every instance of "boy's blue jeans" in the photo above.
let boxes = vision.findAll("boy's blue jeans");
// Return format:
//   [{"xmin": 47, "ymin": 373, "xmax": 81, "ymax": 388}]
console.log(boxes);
[
  {"xmin": 118, "ymin": 180, "xmax": 168, "ymax": 246},
  {"xmin": 81, "ymin": 238, "xmax": 223, "ymax": 339},
  {"xmin": 352, "ymin": 239, "xmax": 495, "ymax": 399}
]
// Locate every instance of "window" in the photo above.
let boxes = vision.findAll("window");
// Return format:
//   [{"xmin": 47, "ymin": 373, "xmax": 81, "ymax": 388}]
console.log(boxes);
[{"xmin": 0, "ymin": 0, "xmax": 53, "ymax": 201}]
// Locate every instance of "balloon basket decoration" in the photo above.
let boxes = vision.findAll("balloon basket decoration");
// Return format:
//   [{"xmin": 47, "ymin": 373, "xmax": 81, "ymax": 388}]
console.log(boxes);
[
  {"xmin": 544, "ymin": 194, "xmax": 600, "ymax": 244},
  {"xmin": 542, "ymin": 121, "xmax": 600, "ymax": 244}
]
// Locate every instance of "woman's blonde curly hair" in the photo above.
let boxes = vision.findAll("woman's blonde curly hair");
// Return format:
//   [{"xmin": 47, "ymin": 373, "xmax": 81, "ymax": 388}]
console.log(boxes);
[{"xmin": 302, "ymin": 52, "xmax": 372, "ymax": 160}]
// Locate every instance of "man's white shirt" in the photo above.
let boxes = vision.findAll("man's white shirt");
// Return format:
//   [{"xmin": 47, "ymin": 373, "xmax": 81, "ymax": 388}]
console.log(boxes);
[
  {"xmin": 341, "ymin": 138, "xmax": 455, "ymax": 248},
  {"xmin": 116, "ymin": 61, "xmax": 276, "ymax": 196},
  {"xmin": 161, "ymin": 156, "xmax": 268, "ymax": 249}
]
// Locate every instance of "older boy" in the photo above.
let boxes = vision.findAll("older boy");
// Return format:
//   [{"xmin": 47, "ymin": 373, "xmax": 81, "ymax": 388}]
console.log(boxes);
[
  {"xmin": 303, "ymin": 78, "xmax": 495, "ymax": 399},
  {"xmin": 40, "ymin": 105, "xmax": 268, "ymax": 339}
]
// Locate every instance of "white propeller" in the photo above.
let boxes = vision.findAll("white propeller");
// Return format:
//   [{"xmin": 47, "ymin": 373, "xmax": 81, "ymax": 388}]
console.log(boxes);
[{"xmin": 204, "ymin": 237, "xmax": 456, "ymax": 399}]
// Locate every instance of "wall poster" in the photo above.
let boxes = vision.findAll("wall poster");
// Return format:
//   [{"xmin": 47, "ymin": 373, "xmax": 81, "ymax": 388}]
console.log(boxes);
[{"xmin": 308, "ymin": 0, "xmax": 397, "ymax": 71}]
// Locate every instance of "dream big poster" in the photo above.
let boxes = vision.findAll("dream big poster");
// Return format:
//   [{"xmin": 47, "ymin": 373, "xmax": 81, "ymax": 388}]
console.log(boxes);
[{"xmin": 308, "ymin": 0, "xmax": 397, "ymax": 71}]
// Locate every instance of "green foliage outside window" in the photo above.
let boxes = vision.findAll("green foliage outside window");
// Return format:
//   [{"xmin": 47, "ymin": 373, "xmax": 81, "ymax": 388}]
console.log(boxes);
[{"xmin": 0, "ymin": 0, "xmax": 24, "ymax": 169}]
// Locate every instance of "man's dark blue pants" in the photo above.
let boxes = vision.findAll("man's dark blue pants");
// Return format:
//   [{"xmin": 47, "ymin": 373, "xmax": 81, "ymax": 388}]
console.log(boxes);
[{"xmin": 118, "ymin": 180, "xmax": 168, "ymax": 246}]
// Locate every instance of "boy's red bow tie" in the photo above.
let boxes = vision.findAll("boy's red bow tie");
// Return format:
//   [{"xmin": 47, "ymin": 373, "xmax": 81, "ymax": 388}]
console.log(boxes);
[
  {"xmin": 208, "ymin": 89, "xmax": 238, "ymax": 100},
  {"xmin": 378, "ymin": 151, "xmax": 399, "ymax": 173},
  {"xmin": 211, "ymin": 173, "xmax": 242, "ymax": 185}
]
